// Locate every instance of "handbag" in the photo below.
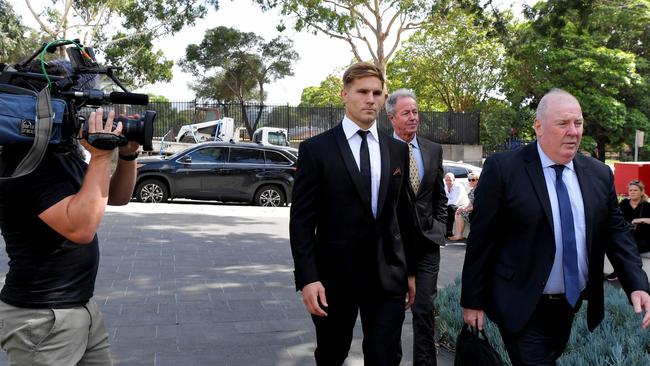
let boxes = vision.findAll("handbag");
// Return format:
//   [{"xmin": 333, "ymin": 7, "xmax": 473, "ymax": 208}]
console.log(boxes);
[{"xmin": 454, "ymin": 324, "xmax": 504, "ymax": 366}]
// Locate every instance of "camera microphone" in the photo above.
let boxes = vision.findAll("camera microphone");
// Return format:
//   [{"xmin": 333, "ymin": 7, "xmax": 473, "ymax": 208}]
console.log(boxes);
[
  {"xmin": 62, "ymin": 90, "xmax": 149, "ymax": 106},
  {"xmin": 109, "ymin": 92, "xmax": 149, "ymax": 106}
]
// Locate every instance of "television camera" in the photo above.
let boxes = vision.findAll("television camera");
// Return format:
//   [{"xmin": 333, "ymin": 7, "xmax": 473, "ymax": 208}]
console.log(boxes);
[{"xmin": 0, "ymin": 39, "xmax": 155, "ymax": 153}]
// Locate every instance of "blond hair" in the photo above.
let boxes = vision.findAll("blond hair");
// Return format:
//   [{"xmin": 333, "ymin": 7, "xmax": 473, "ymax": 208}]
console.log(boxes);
[
  {"xmin": 342, "ymin": 62, "xmax": 384, "ymax": 89},
  {"xmin": 628, "ymin": 179, "xmax": 649, "ymax": 202}
]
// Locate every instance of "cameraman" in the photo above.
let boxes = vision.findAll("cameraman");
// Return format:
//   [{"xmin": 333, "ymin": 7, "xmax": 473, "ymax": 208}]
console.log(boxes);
[{"xmin": 0, "ymin": 106, "xmax": 139, "ymax": 365}]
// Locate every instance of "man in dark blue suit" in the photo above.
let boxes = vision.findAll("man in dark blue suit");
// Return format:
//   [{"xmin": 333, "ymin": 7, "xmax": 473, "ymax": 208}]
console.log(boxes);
[
  {"xmin": 461, "ymin": 89, "xmax": 650, "ymax": 365},
  {"xmin": 290, "ymin": 62, "xmax": 416, "ymax": 366}
]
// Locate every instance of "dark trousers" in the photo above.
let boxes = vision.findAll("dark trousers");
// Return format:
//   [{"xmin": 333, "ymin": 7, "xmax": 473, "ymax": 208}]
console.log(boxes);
[
  {"xmin": 311, "ymin": 290, "xmax": 405, "ymax": 366},
  {"xmin": 499, "ymin": 297, "xmax": 582, "ymax": 366},
  {"xmin": 446, "ymin": 205, "xmax": 457, "ymax": 236},
  {"xmin": 412, "ymin": 241, "xmax": 441, "ymax": 366}
]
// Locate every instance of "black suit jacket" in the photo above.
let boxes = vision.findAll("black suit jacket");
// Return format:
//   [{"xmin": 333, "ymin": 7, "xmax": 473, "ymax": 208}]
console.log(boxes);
[
  {"xmin": 290, "ymin": 123, "xmax": 414, "ymax": 297},
  {"xmin": 405, "ymin": 137, "xmax": 448, "ymax": 247},
  {"xmin": 461, "ymin": 142, "xmax": 650, "ymax": 333}
]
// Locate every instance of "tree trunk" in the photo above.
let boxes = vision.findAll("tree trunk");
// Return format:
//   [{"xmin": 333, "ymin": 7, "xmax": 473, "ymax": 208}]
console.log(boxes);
[{"xmin": 596, "ymin": 140, "xmax": 606, "ymax": 162}]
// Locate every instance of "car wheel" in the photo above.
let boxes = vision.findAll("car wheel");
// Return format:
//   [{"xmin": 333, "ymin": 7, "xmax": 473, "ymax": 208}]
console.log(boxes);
[
  {"xmin": 254, "ymin": 185, "xmax": 285, "ymax": 207},
  {"xmin": 136, "ymin": 179, "xmax": 169, "ymax": 203}
]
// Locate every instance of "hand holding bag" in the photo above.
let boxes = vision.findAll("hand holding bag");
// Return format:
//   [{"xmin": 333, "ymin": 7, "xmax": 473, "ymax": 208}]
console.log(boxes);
[{"xmin": 454, "ymin": 323, "xmax": 504, "ymax": 366}]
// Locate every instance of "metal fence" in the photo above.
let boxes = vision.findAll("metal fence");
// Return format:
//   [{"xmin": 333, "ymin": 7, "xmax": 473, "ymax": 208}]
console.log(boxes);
[{"xmin": 119, "ymin": 101, "xmax": 480, "ymax": 145}]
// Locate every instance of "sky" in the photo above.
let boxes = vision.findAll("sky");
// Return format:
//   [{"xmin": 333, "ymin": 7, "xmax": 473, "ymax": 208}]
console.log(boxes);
[{"xmin": 9, "ymin": 0, "xmax": 534, "ymax": 104}]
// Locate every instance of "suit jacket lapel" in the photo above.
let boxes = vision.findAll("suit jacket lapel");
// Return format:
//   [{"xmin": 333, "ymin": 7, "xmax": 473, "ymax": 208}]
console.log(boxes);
[
  {"xmin": 573, "ymin": 155, "xmax": 595, "ymax": 254},
  {"xmin": 334, "ymin": 123, "xmax": 373, "ymax": 214},
  {"xmin": 376, "ymin": 132, "xmax": 390, "ymax": 217},
  {"xmin": 523, "ymin": 142, "xmax": 554, "ymax": 231}
]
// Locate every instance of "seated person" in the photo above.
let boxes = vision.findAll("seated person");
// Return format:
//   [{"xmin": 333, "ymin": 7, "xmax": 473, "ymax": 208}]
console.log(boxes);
[
  {"xmin": 444, "ymin": 173, "xmax": 469, "ymax": 237},
  {"xmin": 448, "ymin": 172, "xmax": 480, "ymax": 241},
  {"xmin": 607, "ymin": 179, "xmax": 650, "ymax": 281}
]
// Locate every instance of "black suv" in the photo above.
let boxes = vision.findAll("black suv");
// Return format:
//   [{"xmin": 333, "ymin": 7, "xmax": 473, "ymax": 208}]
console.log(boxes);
[{"xmin": 134, "ymin": 142, "xmax": 297, "ymax": 206}]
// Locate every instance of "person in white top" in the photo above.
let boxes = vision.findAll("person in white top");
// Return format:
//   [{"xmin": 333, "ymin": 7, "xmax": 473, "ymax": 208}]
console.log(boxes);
[{"xmin": 444, "ymin": 173, "xmax": 468, "ymax": 237}]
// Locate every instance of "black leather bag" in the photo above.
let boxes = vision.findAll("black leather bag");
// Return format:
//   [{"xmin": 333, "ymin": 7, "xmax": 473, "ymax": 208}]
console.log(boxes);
[{"xmin": 454, "ymin": 324, "xmax": 504, "ymax": 366}]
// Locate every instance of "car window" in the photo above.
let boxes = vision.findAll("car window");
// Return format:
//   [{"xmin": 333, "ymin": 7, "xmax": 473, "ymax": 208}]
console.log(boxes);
[
  {"xmin": 265, "ymin": 151, "xmax": 292, "ymax": 165},
  {"xmin": 229, "ymin": 148, "xmax": 265, "ymax": 164},
  {"xmin": 445, "ymin": 165, "xmax": 469, "ymax": 178},
  {"xmin": 268, "ymin": 131, "xmax": 289, "ymax": 146},
  {"xmin": 187, "ymin": 147, "xmax": 228, "ymax": 163}
]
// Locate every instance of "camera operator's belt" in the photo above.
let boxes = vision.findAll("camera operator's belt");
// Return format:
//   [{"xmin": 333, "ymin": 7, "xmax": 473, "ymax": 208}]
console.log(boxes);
[{"xmin": 0, "ymin": 86, "xmax": 54, "ymax": 180}]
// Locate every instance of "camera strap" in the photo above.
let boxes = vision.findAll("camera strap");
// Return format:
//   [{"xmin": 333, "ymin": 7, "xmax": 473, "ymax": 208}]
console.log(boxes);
[{"xmin": 0, "ymin": 87, "xmax": 53, "ymax": 180}]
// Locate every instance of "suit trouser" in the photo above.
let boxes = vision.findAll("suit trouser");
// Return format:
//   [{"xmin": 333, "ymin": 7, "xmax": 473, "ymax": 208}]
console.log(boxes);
[
  {"xmin": 0, "ymin": 298, "xmax": 112, "ymax": 366},
  {"xmin": 498, "ymin": 296, "xmax": 582, "ymax": 366},
  {"xmin": 311, "ymin": 289, "xmax": 405, "ymax": 366},
  {"xmin": 445, "ymin": 205, "xmax": 457, "ymax": 236},
  {"xmin": 412, "ymin": 242, "xmax": 440, "ymax": 366}
]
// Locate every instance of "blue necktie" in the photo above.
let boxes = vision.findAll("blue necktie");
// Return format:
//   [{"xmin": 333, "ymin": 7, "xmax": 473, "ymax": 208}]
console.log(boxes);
[{"xmin": 551, "ymin": 164, "xmax": 580, "ymax": 307}]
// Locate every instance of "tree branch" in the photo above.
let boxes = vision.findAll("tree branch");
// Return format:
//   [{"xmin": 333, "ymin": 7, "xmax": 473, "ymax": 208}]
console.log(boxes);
[{"xmin": 25, "ymin": 0, "xmax": 56, "ymax": 36}]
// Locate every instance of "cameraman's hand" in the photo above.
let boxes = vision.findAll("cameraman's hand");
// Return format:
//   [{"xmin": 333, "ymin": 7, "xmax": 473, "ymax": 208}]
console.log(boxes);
[
  {"xmin": 79, "ymin": 108, "xmax": 121, "ymax": 160},
  {"xmin": 118, "ymin": 113, "xmax": 141, "ymax": 156}
]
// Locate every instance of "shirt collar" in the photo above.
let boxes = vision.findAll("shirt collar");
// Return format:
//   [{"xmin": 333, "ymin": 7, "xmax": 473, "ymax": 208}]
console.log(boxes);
[
  {"xmin": 537, "ymin": 142, "xmax": 575, "ymax": 172},
  {"xmin": 343, "ymin": 115, "xmax": 379, "ymax": 142},
  {"xmin": 392, "ymin": 133, "xmax": 419, "ymax": 149}
]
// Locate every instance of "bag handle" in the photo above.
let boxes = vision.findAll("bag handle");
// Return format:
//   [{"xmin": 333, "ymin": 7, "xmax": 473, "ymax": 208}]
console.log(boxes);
[{"xmin": 0, "ymin": 87, "xmax": 54, "ymax": 180}]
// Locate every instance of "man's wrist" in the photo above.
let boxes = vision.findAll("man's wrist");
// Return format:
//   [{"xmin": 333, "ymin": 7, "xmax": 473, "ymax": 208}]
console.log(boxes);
[{"xmin": 118, "ymin": 152, "xmax": 139, "ymax": 161}]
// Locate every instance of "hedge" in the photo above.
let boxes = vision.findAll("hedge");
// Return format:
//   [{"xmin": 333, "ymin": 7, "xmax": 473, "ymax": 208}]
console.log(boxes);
[{"xmin": 435, "ymin": 278, "xmax": 650, "ymax": 365}]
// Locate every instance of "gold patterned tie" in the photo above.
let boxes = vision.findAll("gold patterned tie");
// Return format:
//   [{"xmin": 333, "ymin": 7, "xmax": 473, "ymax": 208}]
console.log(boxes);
[{"xmin": 408, "ymin": 143, "xmax": 420, "ymax": 194}]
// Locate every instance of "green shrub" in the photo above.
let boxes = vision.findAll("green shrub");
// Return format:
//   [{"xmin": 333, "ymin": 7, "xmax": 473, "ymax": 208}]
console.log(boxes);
[{"xmin": 435, "ymin": 278, "xmax": 650, "ymax": 365}]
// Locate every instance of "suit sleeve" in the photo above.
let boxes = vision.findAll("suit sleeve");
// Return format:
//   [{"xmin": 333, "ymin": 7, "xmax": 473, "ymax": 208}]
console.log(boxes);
[
  {"xmin": 289, "ymin": 141, "xmax": 321, "ymax": 291},
  {"xmin": 604, "ymin": 169, "xmax": 650, "ymax": 296},
  {"xmin": 460, "ymin": 156, "xmax": 503, "ymax": 309},
  {"xmin": 432, "ymin": 144, "xmax": 448, "ymax": 227}
]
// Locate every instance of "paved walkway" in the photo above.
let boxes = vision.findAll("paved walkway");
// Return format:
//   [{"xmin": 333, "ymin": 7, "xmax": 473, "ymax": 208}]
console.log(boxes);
[{"xmin": 0, "ymin": 201, "xmax": 466, "ymax": 365}]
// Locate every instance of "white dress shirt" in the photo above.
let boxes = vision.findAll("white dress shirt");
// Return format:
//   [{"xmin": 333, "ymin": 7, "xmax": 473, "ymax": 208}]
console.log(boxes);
[
  {"xmin": 342, "ymin": 116, "xmax": 381, "ymax": 217},
  {"xmin": 446, "ymin": 182, "xmax": 469, "ymax": 207},
  {"xmin": 392, "ymin": 133, "xmax": 424, "ymax": 183},
  {"xmin": 537, "ymin": 144, "xmax": 588, "ymax": 294}
]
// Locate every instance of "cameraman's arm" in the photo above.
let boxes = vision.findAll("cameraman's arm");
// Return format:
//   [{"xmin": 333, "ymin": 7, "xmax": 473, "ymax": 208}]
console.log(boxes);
[
  {"xmin": 108, "ymin": 141, "xmax": 139, "ymax": 205},
  {"xmin": 38, "ymin": 109, "xmax": 116, "ymax": 244}
]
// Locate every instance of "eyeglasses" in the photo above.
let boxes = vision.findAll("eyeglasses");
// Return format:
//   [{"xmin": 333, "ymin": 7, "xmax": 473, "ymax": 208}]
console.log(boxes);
[{"xmin": 468, "ymin": 179, "xmax": 478, "ymax": 182}]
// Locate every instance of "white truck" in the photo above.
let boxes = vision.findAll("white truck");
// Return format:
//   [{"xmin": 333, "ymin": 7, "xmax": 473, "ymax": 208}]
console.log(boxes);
[{"xmin": 150, "ymin": 118, "xmax": 295, "ymax": 156}]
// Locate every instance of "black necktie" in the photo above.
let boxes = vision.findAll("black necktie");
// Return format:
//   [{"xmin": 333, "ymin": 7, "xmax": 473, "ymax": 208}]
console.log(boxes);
[
  {"xmin": 357, "ymin": 130, "xmax": 371, "ymax": 202},
  {"xmin": 551, "ymin": 164, "xmax": 580, "ymax": 307}
]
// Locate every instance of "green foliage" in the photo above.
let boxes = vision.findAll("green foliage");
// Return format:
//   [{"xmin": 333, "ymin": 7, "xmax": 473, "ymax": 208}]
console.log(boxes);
[
  {"xmin": 0, "ymin": 1, "xmax": 41, "ymax": 63},
  {"xmin": 479, "ymin": 100, "xmax": 535, "ymax": 147},
  {"xmin": 299, "ymin": 75, "xmax": 343, "ymax": 107},
  {"xmin": 181, "ymin": 26, "xmax": 298, "ymax": 138},
  {"xmin": 501, "ymin": 0, "xmax": 650, "ymax": 160},
  {"xmin": 19, "ymin": 0, "xmax": 220, "ymax": 87},
  {"xmin": 436, "ymin": 278, "xmax": 650, "ymax": 365},
  {"xmin": 387, "ymin": 2, "xmax": 505, "ymax": 112},
  {"xmin": 254, "ymin": 0, "xmax": 430, "ymax": 75}
]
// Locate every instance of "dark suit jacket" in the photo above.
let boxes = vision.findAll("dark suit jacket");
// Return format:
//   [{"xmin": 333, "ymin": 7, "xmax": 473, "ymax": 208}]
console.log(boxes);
[
  {"xmin": 290, "ymin": 123, "xmax": 414, "ymax": 297},
  {"xmin": 461, "ymin": 142, "xmax": 650, "ymax": 333},
  {"xmin": 405, "ymin": 137, "xmax": 448, "ymax": 247}
]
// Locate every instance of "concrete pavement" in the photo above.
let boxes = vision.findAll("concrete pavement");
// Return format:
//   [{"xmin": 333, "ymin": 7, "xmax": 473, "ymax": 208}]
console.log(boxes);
[{"xmin": 0, "ymin": 201, "xmax": 466, "ymax": 365}]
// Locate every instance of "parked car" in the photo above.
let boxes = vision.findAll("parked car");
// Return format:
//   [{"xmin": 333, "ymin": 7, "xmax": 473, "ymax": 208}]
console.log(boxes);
[
  {"xmin": 442, "ymin": 160, "xmax": 482, "ymax": 190},
  {"xmin": 134, "ymin": 142, "xmax": 297, "ymax": 206}
]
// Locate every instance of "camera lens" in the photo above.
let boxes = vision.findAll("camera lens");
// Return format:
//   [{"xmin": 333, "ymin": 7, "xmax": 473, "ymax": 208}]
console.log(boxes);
[{"xmin": 121, "ymin": 111, "xmax": 155, "ymax": 151}]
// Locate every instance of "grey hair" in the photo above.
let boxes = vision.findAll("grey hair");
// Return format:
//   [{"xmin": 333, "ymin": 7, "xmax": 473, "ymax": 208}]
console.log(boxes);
[
  {"xmin": 536, "ymin": 88, "xmax": 577, "ymax": 119},
  {"xmin": 444, "ymin": 172, "xmax": 455, "ymax": 180},
  {"xmin": 385, "ymin": 88, "xmax": 417, "ymax": 116}
]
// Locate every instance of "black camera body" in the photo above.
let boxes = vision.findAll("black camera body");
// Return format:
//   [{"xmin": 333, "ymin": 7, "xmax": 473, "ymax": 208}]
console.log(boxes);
[{"xmin": 0, "ymin": 39, "xmax": 155, "ymax": 151}]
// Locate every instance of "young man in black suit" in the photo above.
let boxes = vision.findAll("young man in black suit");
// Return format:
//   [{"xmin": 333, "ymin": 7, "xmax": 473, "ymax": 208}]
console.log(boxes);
[
  {"xmin": 461, "ymin": 89, "xmax": 650, "ymax": 365},
  {"xmin": 290, "ymin": 62, "xmax": 415, "ymax": 366},
  {"xmin": 387, "ymin": 89, "xmax": 447, "ymax": 366}
]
